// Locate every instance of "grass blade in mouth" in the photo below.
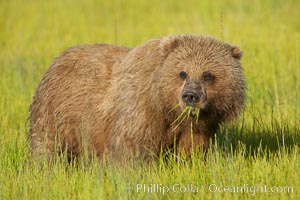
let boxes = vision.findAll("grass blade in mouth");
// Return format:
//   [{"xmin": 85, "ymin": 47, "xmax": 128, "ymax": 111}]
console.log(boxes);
[
  {"xmin": 187, "ymin": 106, "xmax": 201, "ymax": 120},
  {"xmin": 171, "ymin": 106, "xmax": 190, "ymax": 126},
  {"xmin": 171, "ymin": 112, "xmax": 189, "ymax": 132},
  {"xmin": 171, "ymin": 106, "xmax": 201, "ymax": 132},
  {"xmin": 191, "ymin": 107, "xmax": 200, "ymax": 121},
  {"xmin": 168, "ymin": 104, "xmax": 180, "ymax": 113}
]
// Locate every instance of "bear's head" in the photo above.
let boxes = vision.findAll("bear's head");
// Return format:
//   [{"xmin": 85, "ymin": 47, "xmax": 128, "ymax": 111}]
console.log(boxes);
[{"xmin": 159, "ymin": 35, "xmax": 245, "ymax": 122}]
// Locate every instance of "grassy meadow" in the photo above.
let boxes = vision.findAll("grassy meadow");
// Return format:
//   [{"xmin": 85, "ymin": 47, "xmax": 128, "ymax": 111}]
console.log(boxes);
[{"xmin": 0, "ymin": 0, "xmax": 299, "ymax": 199}]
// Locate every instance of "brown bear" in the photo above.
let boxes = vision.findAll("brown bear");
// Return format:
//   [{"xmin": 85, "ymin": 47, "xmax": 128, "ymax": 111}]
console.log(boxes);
[{"xmin": 29, "ymin": 35, "xmax": 245, "ymax": 163}]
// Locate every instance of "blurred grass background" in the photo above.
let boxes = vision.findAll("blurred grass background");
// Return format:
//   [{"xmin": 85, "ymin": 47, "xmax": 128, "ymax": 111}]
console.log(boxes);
[{"xmin": 0, "ymin": 0, "xmax": 299, "ymax": 199}]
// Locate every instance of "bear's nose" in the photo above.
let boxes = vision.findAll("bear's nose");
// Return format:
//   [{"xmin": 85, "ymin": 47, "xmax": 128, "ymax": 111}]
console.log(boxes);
[{"xmin": 182, "ymin": 90, "xmax": 200, "ymax": 104}]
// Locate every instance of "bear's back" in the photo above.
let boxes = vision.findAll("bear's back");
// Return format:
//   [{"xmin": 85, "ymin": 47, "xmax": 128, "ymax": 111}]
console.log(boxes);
[{"xmin": 29, "ymin": 44, "xmax": 131, "ymax": 157}]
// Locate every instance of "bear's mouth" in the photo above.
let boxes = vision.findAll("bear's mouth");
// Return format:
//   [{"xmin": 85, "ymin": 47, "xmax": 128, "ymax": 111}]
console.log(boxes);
[
  {"xmin": 176, "ymin": 105, "xmax": 201, "ymax": 121},
  {"xmin": 179, "ymin": 99, "xmax": 207, "ymax": 117},
  {"xmin": 185, "ymin": 106, "xmax": 201, "ymax": 119},
  {"xmin": 171, "ymin": 105, "xmax": 201, "ymax": 130}
]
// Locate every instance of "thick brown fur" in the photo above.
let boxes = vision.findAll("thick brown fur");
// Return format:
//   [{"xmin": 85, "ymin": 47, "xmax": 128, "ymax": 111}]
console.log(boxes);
[{"xmin": 29, "ymin": 35, "xmax": 246, "ymax": 163}]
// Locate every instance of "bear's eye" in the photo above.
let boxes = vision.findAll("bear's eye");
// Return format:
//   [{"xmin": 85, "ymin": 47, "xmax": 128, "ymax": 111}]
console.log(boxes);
[
  {"xmin": 202, "ymin": 72, "xmax": 215, "ymax": 83},
  {"xmin": 179, "ymin": 71, "xmax": 187, "ymax": 80}
]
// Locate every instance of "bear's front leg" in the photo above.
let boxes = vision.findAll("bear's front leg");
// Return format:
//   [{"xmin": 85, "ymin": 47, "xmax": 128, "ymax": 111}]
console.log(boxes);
[
  {"xmin": 105, "ymin": 110, "xmax": 165, "ymax": 164},
  {"xmin": 176, "ymin": 122, "xmax": 216, "ymax": 157},
  {"xmin": 177, "ymin": 131, "xmax": 210, "ymax": 156}
]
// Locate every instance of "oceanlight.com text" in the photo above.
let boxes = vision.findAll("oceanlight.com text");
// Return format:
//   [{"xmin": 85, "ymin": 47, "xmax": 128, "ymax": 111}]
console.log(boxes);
[{"xmin": 208, "ymin": 184, "xmax": 293, "ymax": 195}]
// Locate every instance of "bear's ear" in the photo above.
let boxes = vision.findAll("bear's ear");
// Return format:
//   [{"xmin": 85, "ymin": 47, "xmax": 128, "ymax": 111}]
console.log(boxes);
[
  {"xmin": 225, "ymin": 44, "xmax": 243, "ymax": 60},
  {"xmin": 159, "ymin": 36, "xmax": 180, "ymax": 57},
  {"xmin": 231, "ymin": 46, "xmax": 243, "ymax": 60}
]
